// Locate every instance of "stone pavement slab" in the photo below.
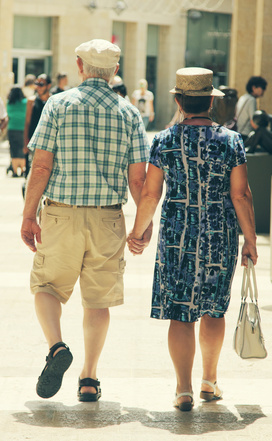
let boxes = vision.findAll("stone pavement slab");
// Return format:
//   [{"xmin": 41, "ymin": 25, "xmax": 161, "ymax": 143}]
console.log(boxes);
[{"xmin": 0, "ymin": 136, "xmax": 272, "ymax": 441}]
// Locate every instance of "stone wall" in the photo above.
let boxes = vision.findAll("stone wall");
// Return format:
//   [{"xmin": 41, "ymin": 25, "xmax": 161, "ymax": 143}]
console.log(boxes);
[
  {"xmin": 0, "ymin": 0, "xmax": 14, "ymax": 100},
  {"xmin": 229, "ymin": 0, "xmax": 272, "ymax": 114},
  {"xmin": 0, "ymin": 0, "xmax": 233, "ymax": 126}
]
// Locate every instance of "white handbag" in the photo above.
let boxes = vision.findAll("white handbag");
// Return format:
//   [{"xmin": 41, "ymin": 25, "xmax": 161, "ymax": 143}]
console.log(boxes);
[{"xmin": 233, "ymin": 258, "xmax": 267, "ymax": 360}]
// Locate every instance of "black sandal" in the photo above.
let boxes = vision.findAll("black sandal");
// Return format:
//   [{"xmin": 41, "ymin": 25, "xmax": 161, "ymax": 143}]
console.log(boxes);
[
  {"xmin": 78, "ymin": 377, "xmax": 101, "ymax": 402},
  {"xmin": 36, "ymin": 342, "xmax": 73, "ymax": 399}
]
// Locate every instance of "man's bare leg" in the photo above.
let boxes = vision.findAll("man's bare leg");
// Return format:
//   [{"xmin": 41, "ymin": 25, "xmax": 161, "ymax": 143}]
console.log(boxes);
[
  {"xmin": 79, "ymin": 308, "xmax": 110, "ymax": 394},
  {"xmin": 35, "ymin": 292, "xmax": 63, "ymax": 351}
]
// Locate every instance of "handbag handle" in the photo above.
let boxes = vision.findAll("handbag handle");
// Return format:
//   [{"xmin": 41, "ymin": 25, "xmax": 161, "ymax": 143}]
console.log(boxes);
[{"xmin": 241, "ymin": 258, "xmax": 258, "ymax": 302}]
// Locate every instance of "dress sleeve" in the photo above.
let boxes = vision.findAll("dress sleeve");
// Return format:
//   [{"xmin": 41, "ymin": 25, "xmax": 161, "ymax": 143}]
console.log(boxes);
[
  {"xmin": 231, "ymin": 133, "xmax": 247, "ymax": 168},
  {"xmin": 149, "ymin": 134, "xmax": 162, "ymax": 169}
]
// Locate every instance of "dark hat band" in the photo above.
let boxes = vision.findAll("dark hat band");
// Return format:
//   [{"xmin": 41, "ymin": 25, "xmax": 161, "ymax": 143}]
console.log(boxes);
[{"xmin": 174, "ymin": 85, "xmax": 214, "ymax": 95}]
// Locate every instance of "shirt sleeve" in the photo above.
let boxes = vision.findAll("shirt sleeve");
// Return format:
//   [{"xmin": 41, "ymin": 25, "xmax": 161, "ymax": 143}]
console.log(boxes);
[
  {"xmin": 27, "ymin": 97, "xmax": 58, "ymax": 154},
  {"xmin": 231, "ymin": 132, "xmax": 247, "ymax": 168},
  {"xmin": 247, "ymin": 97, "xmax": 256, "ymax": 120},
  {"xmin": 148, "ymin": 91, "xmax": 154, "ymax": 101},
  {"xmin": 128, "ymin": 110, "xmax": 150, "ymax": 164}
]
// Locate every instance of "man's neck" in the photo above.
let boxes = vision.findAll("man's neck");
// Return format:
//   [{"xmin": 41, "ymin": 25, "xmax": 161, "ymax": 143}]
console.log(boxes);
[{"xmin": 81, "ymin": 74, "xmax": 109, "ymax": 84}]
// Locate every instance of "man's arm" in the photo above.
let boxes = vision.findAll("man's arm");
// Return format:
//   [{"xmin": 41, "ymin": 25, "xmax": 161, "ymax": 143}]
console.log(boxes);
[
  {"xmin": 127, "ymin": 163, "xmax": 164, "ymax": 254},
  {"xmin": 250, "ymin": 119, "xmax": 258, "ymax": 130},
  {"xmin": 128, "ymin": 161, "xmax": 153, "ymax": 249},
  {"xmin": 128, "ymin": 161, "xmax": 146, "ymax": 206},
  {"xmin": 21, "ymin": 149, "xmax": 54, "ymax": 252}
]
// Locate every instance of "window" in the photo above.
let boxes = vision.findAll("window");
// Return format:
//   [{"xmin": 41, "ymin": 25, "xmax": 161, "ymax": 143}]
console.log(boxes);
[
  {"xmin": 146, "ymin": 25, "xmax": 159, "ymax": 128},
  {"xmin": 12, "ymin": 16, "xmax": 53, "ymax": 86},
  {"xmin": 13, "ymin": 16, "xmax": 52, "ymax": 50},
  {"xmin": 186, "ymin": 10, "xmax": 231, "ymax": 87},
  {"xmin": 112, "ymin": 21, "xmax": 126, "ymax": 78}
]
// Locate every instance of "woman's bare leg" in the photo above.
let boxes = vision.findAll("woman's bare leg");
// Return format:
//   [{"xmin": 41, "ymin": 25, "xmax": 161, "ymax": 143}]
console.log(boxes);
[
  {"xmin": 199, "ymin": 314, "xmax": 225, "ymax": 394},
  {"xmin": 168, "ymin": 320, "xmax": 195, "ymax": 404}
]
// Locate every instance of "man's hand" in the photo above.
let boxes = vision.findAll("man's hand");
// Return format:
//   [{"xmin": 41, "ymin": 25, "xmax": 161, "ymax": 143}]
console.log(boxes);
[
  {"xmin": 127, "ymin": 227, "xmax": 152, "ymax": 255},
  {"xmin": 21, "ymin": 218, "xmax": 41, "ymax": 252}
]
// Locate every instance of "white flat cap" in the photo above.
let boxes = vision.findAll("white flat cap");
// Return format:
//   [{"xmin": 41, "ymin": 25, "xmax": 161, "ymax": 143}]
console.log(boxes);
[{"xmin": 75, "ymin": 39, "xmax": 121, "ymax": 69}]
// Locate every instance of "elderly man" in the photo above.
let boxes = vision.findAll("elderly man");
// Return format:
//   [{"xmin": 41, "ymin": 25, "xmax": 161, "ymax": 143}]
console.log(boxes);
[{"xmin": 21, "ymin": 39, "xmax": 150, "ymax": 401}]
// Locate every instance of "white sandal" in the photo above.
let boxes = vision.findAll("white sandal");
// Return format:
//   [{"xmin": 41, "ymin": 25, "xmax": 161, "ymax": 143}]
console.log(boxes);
[
  {"xmin": 200, "ymin": 380, "xmax": 223, "ymax": 401},
  {"xmin": 174, "ymin": 392, "xmax": 194, "ymax": 411}
]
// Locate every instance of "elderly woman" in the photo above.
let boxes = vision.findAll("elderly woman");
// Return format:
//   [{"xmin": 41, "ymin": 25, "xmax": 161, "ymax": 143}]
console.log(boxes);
[{"xmin": 127, "ymin": 68, "xmax": 257, "ymax": 411}]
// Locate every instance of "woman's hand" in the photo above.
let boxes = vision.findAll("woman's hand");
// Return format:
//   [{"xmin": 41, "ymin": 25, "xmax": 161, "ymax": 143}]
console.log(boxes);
[{"xmin": 241, "ymin": 240, "xmax": 258, "ymax": 266}]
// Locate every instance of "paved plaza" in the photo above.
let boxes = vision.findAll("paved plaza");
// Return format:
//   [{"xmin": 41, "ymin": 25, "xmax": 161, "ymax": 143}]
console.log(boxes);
[{"xmin": 0, "ymin": 135, "xmax": 272, "ymax": 441}]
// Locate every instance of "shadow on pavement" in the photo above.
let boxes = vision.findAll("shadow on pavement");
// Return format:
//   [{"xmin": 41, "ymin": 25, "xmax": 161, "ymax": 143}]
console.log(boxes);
[{"xmin": 12, "ymin": 400, "xmax": 266, "ymax": 435}]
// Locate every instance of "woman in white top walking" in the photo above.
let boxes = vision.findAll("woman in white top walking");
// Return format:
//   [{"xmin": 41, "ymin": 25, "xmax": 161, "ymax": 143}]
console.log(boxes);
[{"xmin": 131, "ymin": 79, "xmax": 155, "ymax": 129}]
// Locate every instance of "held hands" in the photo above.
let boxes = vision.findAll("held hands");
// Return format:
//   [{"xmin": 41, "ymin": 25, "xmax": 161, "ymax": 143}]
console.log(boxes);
[
  {"xmin": 127, "ymin": 227, "xmax": 152, "ymax": 255},
  {"xmin": 21, "ymin": 218, "xmax": 41, "ymax": 252}
]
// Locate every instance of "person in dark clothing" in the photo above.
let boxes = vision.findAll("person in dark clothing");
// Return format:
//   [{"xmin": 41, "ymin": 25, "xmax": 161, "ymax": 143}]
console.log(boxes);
[
  {"xmin": 24, "ymin": 74, "xmax": 52, "ymax": 177},
  {"xmin": 7, "ymin": 85, "xmax": 27, "ymax": 177},
  {"xmin": 112, "ymin": 82, "xmax": 127, "ymax": 98},
  {"xmin": 244, "ymin": 110, "xmax": 272, "ymax": 154},
  {"xmin": 50, "ymin": 72, "xmax": 68, "ymax": 95}
]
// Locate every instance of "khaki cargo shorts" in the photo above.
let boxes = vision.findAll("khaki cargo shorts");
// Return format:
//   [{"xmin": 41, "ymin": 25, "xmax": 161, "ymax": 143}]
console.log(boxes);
[{"xmin": 30, "ymin": 200, "xmax": 126, "ymax": 309}]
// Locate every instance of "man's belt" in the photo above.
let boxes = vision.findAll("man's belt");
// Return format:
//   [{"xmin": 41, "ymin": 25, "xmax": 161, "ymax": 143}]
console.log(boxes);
[{"xmin": 44, "ymin": 198, "xmax": 121, "ymax": 210}]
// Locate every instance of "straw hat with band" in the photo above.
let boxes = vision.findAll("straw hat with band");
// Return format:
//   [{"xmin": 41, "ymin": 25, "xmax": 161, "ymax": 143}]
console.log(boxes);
[{"xmin": 170, "ymin": 67, "xmax": 225, "ymax": 97}]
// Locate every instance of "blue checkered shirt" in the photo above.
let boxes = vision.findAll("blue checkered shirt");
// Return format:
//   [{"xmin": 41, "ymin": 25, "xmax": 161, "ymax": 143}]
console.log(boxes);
[{"xmin": 28, "ymin": 78, "xmax": 150, "ymax": 205}]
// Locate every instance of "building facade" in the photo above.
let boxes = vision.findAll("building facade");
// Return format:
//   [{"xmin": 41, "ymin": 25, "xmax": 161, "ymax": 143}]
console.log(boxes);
[
  {"xmin": 0, "ymin": 0, "xmax": 248, "ymax": 129},
  {"xmin": 229, "ymin": 0, "xmax": 272, "ymax": 116}
]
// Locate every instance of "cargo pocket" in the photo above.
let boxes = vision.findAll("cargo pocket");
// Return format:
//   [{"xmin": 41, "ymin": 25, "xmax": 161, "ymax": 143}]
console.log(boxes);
[
  {"xmin": 30, "ymin": 252, "xmax": 46, "ymax": 292},
  {"xmin": 119, "ymin": 257, "xmax": 126, "ymax": 274},
  {"xmin": 35, "ymin": 252, "xmax": 45, "ymax": 267}
]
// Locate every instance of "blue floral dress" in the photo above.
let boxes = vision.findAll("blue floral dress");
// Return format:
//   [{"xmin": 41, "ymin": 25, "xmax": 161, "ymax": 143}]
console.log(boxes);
[{"xmin": 149, "ymin": 123, "xmax": 246, "ymax": 322}]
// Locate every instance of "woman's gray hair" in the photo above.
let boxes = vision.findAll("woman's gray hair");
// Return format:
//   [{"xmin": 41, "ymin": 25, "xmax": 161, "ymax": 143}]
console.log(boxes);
[{"xmin": 82, "ymin": 60, "xmax": 116, "ymax": 81}]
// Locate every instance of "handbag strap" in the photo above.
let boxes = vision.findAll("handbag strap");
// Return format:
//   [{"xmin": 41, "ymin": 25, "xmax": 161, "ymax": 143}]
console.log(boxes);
[
  {"xmin": 235, "ymin": 96, "xmax": 251, "ymax": 134},
  {"xmin": 241, "ymin": 258, "xmax": 258, "ymax": 302}
]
